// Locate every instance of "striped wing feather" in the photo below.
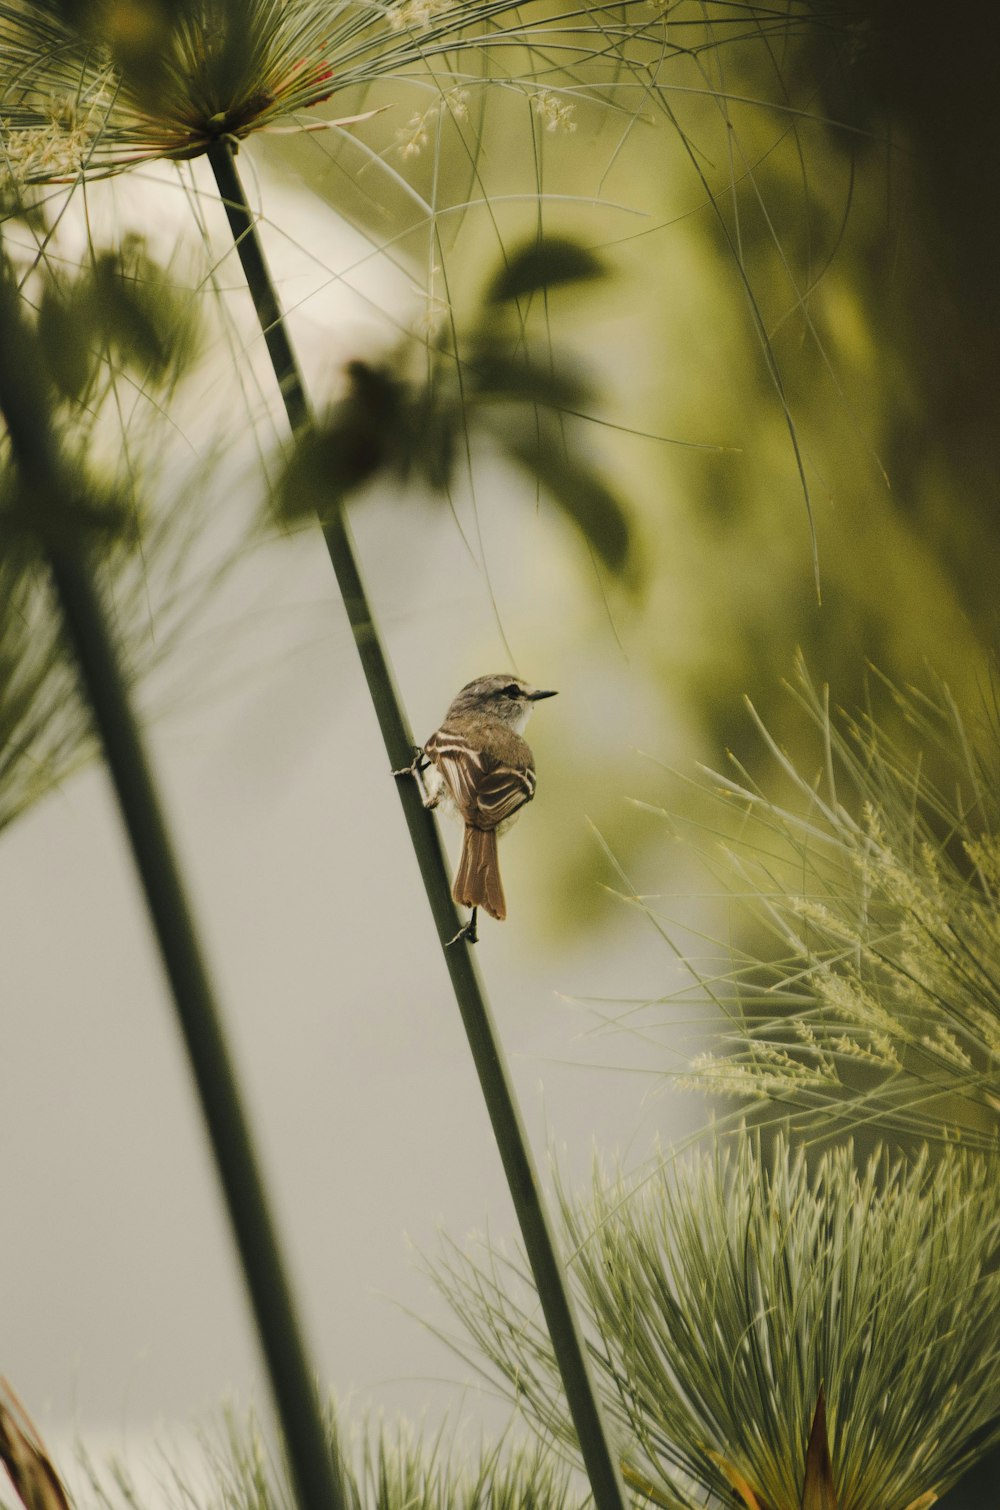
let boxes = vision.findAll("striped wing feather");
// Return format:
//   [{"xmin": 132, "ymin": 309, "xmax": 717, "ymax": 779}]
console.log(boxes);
[{"xmin": 424, "ymin": 728, "xmax": 535, "ymax": 830}]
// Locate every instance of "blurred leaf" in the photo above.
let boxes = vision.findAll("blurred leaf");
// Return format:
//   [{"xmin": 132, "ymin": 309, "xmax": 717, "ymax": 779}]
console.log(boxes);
[
  {"xmin": 275, "ymin": 250, "xmax": 631, "ymax": 579},
  {"xmin": 90, "ymin": 237, "xmax": 197, "ymax": 382},
  {"xmin": 485, "ymin": 237, "xmax": 605, "ymax": 305},
  {"xmin": 467, "ymin": 345, "xmax": 593, "ymax": 411},
  {"xmin": 279, "ymin": 352, "xmax": 632, "ymax": 576},
  {"xmin": 800, "ymin": 1390, "xmax": 838, "ymax": 1510},
  {"xmin": 278, "ymin": 357, "xmax": 469, "ymax": 518},
  {"xmin": 32, "ymin": 236, "xmax": 197, "ymax": 404},
  {"xmin": 505, "ymin": 421, "xmax": 631, "ymax": 577},
  {"xmin": 279, "ymin": 424, "xmax": 370, "ymax": 518},
  {"xmin": 36, "ymin": 288, "xmax": 92, "ymax": 401},
  {"xmin": 278, "ymin": 361, "xmax": 409, "ymax": 517},
  {"xmin": 90, "ymin": 244, "xmax": 183, "ymax": 377},
  {"xmin": 1, "ymin": 475, "xmax": 133, "ymax": 548}
]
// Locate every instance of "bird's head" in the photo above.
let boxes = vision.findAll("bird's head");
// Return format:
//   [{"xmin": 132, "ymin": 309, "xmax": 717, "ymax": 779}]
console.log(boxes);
[{"xmin": 446, "ymin": 674, "xmax": 557, "ymax": 734}]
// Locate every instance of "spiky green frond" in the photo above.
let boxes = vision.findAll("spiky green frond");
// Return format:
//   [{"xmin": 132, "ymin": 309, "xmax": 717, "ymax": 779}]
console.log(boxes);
[
  {"xmin": 346, "ymin": 1420, "xmax": 584, "ymax": 1510},
  {"xmin": 80, "ymin": 1407, "xmax": 588, "ymax": 1510},
  {"xmin": 0, "ymin": 503, "xmax": 210, "ymax": 833},
  {"xmin": 0, "ymin": 232, "xmax": 243, "ymax": 834},
  {"xmin": 432, "ymin": 1136, "xmax": 1000, "ymax": 1510},
  {"xmin": 663, "ymin": 659, "xmax": 1000, "ymax": 1148}
]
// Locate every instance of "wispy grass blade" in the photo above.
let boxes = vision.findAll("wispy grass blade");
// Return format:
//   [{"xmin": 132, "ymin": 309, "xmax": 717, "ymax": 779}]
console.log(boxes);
[
  {"xmin": 667, "ymin": 659, "xmax": 1000, "ymax": 1148},
  {"xmin": 80, "ymin": 1402, "xmax": 590, "ymax": 1510},
  {"xmin": 432, "ymin": 1135, "xmax": 1000, "ymax": 1509}
]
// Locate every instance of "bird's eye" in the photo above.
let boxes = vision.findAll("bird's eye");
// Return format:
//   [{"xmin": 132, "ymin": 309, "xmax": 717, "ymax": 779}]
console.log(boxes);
[{"xmin": 503, "ymin": 683, "xmax": 520, "ymax": 698}]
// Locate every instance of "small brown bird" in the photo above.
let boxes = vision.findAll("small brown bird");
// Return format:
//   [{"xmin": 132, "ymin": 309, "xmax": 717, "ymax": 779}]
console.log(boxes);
[{"xmin": 419, "ymin": 673, "xmax": 556, "ymax": 941}]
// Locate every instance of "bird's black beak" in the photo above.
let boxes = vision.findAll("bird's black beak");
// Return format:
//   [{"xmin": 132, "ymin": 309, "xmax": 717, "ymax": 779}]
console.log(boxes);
[{"xmin": 529, "ymin": 688, "xmax": 558, "ymax": 700}]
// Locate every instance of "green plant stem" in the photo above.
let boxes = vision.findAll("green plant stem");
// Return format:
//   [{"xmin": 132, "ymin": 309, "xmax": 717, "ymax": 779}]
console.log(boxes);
[
  {"xmin": 208, "ymin": 139, "xmax": 629, "ymax": 1510},
  {"xmin": 0, "ymin": 262, "xmax": 346, "ymax": 1510}
]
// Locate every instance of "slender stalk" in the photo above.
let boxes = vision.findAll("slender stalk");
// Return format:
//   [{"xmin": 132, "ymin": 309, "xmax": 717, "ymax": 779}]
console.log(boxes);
[
  {"xmin": 0, "ymin": 261, "xmax": 346, "ymax": 1510},
  {"xmin": 208, "ymin": 140, "xmax": 629, "ymax": 1510}
]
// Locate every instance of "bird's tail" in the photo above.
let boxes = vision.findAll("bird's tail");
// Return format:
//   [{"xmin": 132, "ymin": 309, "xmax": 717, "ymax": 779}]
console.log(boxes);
[{"xmin": 453, "ymin": 826, "xmax": 506, "ymax": 920}]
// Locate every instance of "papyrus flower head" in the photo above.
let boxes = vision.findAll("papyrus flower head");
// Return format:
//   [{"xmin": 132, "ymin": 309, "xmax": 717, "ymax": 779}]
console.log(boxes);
[{"xmin": 0, "ymin": 0, "xmax": 536, "ymax": 183}]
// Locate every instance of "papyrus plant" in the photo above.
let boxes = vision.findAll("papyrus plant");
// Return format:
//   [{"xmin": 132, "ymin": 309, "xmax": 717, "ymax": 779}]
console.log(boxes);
[
  {"xmin": 0, "ymin": 215, "xmax": 352, "ymax": 1510},
  {"xmin": 1, "ymin": 9, "xmax": 641, "ymax": 1506},
  {"xmin": 99, "ymin": 1407, "xmax": 591, "ymax": 1510},
  {"xmin": 0, "ymin": 1, "xmax": 816, "ymax": 187},
  {"xmin": 663, "ymin": 660, "xmax": 1000, "ymax": 1149},
  {"xmin": 3, "ymin": 1377, "xmax": 585, "ymax": 1510},
  {"xmin": 433, "ymin": 1135, "xmax": 1000, "ymax": 1509},
  {"xmin": 0, "ymin": 227, "xmax": 230, "ymax": 833}
]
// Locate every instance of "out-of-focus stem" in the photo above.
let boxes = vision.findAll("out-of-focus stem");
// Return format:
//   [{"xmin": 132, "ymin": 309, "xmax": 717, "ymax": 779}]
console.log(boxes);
[
  {"xmin": 0, "ymin": 258, "xmax": 347, "ymax": 1510},
  {"xmin": 207, "ymin": 139, "xmax": 629, "ymax": 1510}
]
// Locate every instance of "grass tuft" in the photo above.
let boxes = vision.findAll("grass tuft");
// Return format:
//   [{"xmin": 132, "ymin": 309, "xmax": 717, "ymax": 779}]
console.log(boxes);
[
  {"xmin": 432, "ymin": 1134, "xmax": 1000, "ymax": 1510},
  {"xmin": 671, "ymin": 658, "xmax": 1000, "ymax": 1148},
  {"xmin": 81, "ymin": 1406, "xmax": 589, "ymax": 1510}
]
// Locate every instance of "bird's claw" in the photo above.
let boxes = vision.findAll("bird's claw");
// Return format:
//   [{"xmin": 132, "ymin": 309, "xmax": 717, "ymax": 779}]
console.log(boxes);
[
  {"xmin": 392, "ymin": 745, "xmax": 428, "ymax": 779},
  {"xmin": 447, "ymin": 909, "xmax": 478, "ymax": 947}
]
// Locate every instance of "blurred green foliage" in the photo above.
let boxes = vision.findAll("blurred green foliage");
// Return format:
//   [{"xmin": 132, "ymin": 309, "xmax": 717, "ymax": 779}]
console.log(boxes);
[
  {"xmin": 649, "ymin": 5, "xmax": 999, "ymax": 740},
  {"xmin": 502, "ymin": 5, "xmax": 998, "ymax": 927},
  {"xmin": 277, "ymin": 236, "xmax": 633, "ymax": 579},
  {"xmin": 10, "ymin": 1, "xmax": 994, "ymax": 908},
  {"xmin": 35, "ymin": 234, "xmax": 196, "ymax": 404},
  {"xmin": 245, "ymin": 2, "xmax": 1000, "ymax": 933},
  {"xmin": 0, "ymin": 226, "xmax": 209, "ymax": 832}
]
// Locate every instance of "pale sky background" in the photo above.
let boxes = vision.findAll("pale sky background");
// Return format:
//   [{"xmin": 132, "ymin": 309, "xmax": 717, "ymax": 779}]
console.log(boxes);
[{"xmin": 0, "ymin": 151, "xmax": 709, "ymax": 1490}]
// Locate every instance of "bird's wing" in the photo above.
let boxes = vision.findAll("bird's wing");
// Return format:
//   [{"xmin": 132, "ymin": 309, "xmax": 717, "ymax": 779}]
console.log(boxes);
[
  {"xmin": 424, "ymin": 728, "xmax": 535, "ymax": 830},
  {"xmin": 423, "ymin": 729, "xmax": 483, "ymax": 819},
  {"xmin": 471, "ymin": 761, "xmax": 536, "ymax": 828}
]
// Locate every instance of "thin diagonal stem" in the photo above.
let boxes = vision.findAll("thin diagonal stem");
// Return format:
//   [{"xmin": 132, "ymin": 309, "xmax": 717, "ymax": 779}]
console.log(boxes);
[
  {"xmin": 207, "ymin": 139, "xmax": 629, "ymax": 1510},
  {"xmin": 0, "ymin": 260, "xmax": 346, "ymax": 1510}
]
